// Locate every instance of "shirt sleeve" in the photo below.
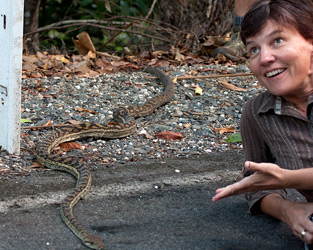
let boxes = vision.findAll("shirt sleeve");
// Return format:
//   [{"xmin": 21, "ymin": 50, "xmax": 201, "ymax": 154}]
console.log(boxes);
[{"xmin": 240, "ymin": 97, "xmax": 287, "ymax": 214}]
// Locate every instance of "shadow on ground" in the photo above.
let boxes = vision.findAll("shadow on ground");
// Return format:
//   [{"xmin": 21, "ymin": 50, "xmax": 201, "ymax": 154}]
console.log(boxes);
[{"xmin": 0, "ymin": 150, "xmax": 304, "ymax": 249}]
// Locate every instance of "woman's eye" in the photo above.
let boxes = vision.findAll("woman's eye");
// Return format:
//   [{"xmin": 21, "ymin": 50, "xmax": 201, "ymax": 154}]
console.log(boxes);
[
  {"xmin": 274, "ymin": 38, "xmax": 283, "ymax": 45},
  {"xmin": 250, "ymin": 47, "xmax": 259, "ymax": 55}
]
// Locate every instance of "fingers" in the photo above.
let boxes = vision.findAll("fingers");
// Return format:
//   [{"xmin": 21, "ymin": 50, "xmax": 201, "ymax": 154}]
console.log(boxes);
[
  {"xmin": 212, "ymin": 184, "xmax": 239, "ymax": 202},
  {"xmin": 244, "ymin": 161, "xmax": 261, "ymax": 171},
  {"xmin": 212, "ymin": 188, "xmax": 227, "ymax": 202},
  {"xmin": 298, "ymin": 228, "xmax": 313, "ymax": 244}
]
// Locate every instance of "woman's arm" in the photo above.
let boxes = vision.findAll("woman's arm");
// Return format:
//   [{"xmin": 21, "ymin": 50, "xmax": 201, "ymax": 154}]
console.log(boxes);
[
  {"xmin": 212, "ymin": 161, "xmax": 313, "ymax": 202},
  {"xmin": 261, "ymin": 194, "xmax": 313, "ymax": 244}
]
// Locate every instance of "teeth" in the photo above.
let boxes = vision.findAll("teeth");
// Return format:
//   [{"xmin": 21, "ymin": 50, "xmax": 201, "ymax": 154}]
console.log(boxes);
[{"xmin": 266, "ymin": 69, "xmax": 285, "ymax": 78}]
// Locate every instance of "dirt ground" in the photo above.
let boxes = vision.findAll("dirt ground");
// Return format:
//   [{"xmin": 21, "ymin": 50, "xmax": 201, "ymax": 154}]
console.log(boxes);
[{"xmin": 0, "ymin": 151, "xmax": 305, "ymax": 249}]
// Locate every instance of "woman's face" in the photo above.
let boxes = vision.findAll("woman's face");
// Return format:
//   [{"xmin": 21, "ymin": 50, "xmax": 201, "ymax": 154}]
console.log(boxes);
[{"xmin": 246, "ymin": 20, "xmax": 313, "ymax": 100}]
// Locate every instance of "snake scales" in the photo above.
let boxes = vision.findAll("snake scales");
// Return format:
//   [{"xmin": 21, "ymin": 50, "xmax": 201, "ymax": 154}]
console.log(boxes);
[{"xmin": 36, "ymin": 67, "xmax": 175, "ymax": 250}]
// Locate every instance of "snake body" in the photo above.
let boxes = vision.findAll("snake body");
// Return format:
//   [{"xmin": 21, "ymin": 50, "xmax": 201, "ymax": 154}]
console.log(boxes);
[{"xmin": 36, "ymin": 67, "xmax": 175, "ymax": 250}]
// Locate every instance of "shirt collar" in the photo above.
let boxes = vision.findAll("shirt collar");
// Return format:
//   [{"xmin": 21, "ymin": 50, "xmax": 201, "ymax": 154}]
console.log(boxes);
[
  {"xmin": 257, "ymin": 91, "xmax": 278, "ymax": 114},
  {"xmin": 307, "ymin": 94, "xmax": 313, "ymax": 120},
  {"xmin": 258, "ymin": 91, "xmax": 313, "ymax": 120}
]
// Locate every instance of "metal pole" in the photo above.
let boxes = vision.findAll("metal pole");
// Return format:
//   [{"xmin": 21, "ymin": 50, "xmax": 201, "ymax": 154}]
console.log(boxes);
[{"xmin": 0, "ymin": 0, "xmax": 24, "ymax": 154}]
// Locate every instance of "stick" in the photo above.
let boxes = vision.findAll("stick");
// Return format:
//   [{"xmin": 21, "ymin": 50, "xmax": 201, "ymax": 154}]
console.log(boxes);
[
  {"xmin": 145, "ymin": 72, "xmax": 253, "ymax": 80},
  {"xmin": 143, "ymin": 0, "xmax": 158, "ymax": 22}
]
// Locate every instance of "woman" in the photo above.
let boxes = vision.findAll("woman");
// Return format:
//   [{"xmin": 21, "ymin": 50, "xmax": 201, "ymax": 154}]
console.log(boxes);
[{"xmin": 212, "ymin": 0, "xmax": 313, "ymax": 246}]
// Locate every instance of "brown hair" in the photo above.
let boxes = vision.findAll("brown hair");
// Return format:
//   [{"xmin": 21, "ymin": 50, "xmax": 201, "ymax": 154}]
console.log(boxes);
[{"xmin": 240, "ymin": 0, "xmax": 313, "ymax": 45}]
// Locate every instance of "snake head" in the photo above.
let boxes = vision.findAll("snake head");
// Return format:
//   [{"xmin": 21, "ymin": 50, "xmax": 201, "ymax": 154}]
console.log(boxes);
[
  {"xmin": 112, "ymin": 107, "xmax": 132, "ymax": 123},
  {"xmin": 83, "ymin": 234, "xmax": 105, "ymax": 250}
]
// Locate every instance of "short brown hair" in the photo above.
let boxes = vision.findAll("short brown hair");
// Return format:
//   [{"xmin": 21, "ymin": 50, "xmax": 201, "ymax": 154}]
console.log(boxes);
[{"xmin": 240, "ymin": 0, "xmax": 313, "ymax": 45}]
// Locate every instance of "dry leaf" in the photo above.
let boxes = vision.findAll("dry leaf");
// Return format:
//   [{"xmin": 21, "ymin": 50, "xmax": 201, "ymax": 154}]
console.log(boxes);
[
  {"xmin": 212, "ymin": 125, "xmax": 236, "ymax": 134},
  {"xmin": 22, "ymin": 55, "xmax": 39, "ymax": 63},
  {"xmin": 60, "ymin": 57, "xmax": 70, "ymax": 63},
  {"xmin": 31, "ymin": 162, "xmax": 43, "ymax": 168},
  {"xmin": 75, "ymin": 107, "xmax": 98, "ymax": 114},
  {"xmin": 102, "ymin": 158, "xmax": 111, "ymax": 163},
  {"xmin": 156, "ymin": 131, "xmax": 184, "ymax": 140},
  {"xmin": 86, "ymin": 50, "xmax": 97, "ymax": 59},
  {"xmin": 68, "ymin": 119, "xmax": 83, "ymax": 125},
  {"xmin": 108, "ymin": 121, "xmax": 119, "ymax": 125},
  {"xmin": 22, "ymin": 62, "xmax": 38, "ymax": 71},
  {"xmin": 72, "ymin": 32, "xmax": 96, "ymax": 55},
  {"xmin": 218, "ymin": 80, "xmax": 248, "ymax": 92},
  {"xmin": 104, "ymin": 0, "xmax": 111, "ymax": 12},
  {"xmin": 138, "ymin": 128, "xmax": 153, "ymax": 139},
  {"xmin": 194, "ymin": 86, "xmax": 203, "ymax": 95},
  {"xmin": 60, "ymin": 142, "xmax": 84, "ymax": 151},
  {"xmin": 73, "ymin": 60, "xmax": 91, "ymax": 73},
  {"xmin": 42, "ymin": 119, "xmax": 52, "ymax": 127}
]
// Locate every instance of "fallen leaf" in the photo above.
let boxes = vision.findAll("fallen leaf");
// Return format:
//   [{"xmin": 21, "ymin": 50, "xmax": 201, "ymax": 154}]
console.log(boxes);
[
  {"xmin": 20, "ymin": 132, "xmax": 30, "ymax": 139},
  {"xmin": 156, "ymin": 131, "xmax": 184, "ymax": 140},
  {"xmin": 22, "ymin": 62, "xmax": 38, "ymax": 71},
  {"xmin": 73, "ymin": 60, "xmax": 91, "ymax": 73},
  {"xmin": 102, "ymin": 158, "xmax": 111, "ymax": 163},
  {"xmin": 60, "ymin": 142, "xmax": 84, "ymax": 151},
  {"xmin": 20, "ymin": 118, "xmax": 32, "ymax": 123},
  {"xmin": 43, "ymin": 94, "xmax": 54, "ymax": 98},
  {"xmin": 218, "ymin": 80, "xmax": 248, "ymax": 92},
  {"xmin": 138, "ymin": 128, "xmax": 153, "ymax": 139},
  {"xmin": 42, "ymin": 119, "xmax": 52, "ymax": 127},
  {"xmin": 75, "ymin": 107, "xmax": 98, "ymax": 114},
  {"xmin": 104, "ymin": 0, "xmax": 111, "ymax": 12},
  {"xmin": 60, "ymin": 57, "xmax": 70, "ymax": 63},
  {"xmin": 31, "ymin": 162, "xmax": 43, "ymax": 168},
  {"xmin": 68, "ymin": 119, "xmax": 83, "ymax": 125},
  {"xmin": 86, "ymin": 50, "xmax": 97, "ymax": 59},
  {"xmin": 226, "ymin": 134, "xmax": 242, "ymax": 142},
  {"xmin": 72, "ymin": 32, "xmax": 96, "ymax": 55},
  {"xmin": 212, "ymin": 125, "xmax": 236, "ymax": 135},
  {"xmin": 194, "ymin": 86, "xmax": 203, "ymax": 95},
  {"xmin": 22, "ymin": 55, "xmax": 39, "ymax": 63}
]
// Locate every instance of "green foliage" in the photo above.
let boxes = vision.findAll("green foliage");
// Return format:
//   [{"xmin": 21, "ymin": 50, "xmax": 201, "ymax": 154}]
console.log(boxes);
[
  {"xmin": 226, "ymin": 134, "xmax": 242, "ymax": 143},
  {"xmin": 20, "ymin": 119, "xmax": 32, "ymax": 123},
  {"xmin": 38, "ymin": 0, "xmax": 158, "ymax": 53}
]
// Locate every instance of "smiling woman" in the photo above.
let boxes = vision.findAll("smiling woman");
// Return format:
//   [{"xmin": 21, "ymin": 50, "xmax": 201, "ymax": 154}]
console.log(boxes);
[
  {"xmin": 211, "ymin": 0, "xmax": 313, "ymax": 248},
  {"xmin": 246, "ymin": 21, "xmax": 313, "ymax": 106}
]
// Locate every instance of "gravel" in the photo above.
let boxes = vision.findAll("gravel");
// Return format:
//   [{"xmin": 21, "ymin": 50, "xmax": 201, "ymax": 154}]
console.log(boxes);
[{"xmin": 0, "ymin": 64, "xmax": 264, "ymax": 178}]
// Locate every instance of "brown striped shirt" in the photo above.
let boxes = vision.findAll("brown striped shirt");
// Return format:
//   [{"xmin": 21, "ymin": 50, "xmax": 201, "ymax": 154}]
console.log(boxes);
[{"xmin": 241, "ymin": 91, "xmax": 313, "ymax": 213}]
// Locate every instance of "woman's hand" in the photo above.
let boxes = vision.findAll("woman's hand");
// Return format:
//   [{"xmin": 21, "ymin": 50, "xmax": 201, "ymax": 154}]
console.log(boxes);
[
  {"xmin": 282, "ymin": 202, "xmax": 313, "ymax": 244},
  {"xmin": 212, "ymin": 161, "xmax": 288, "ymax": 202}
]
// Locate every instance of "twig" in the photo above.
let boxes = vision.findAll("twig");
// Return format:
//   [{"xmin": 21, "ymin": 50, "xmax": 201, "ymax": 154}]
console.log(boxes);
[
  {"xmin": 143, "ymin": 0, "xmax": 158, "ymax": 22},
  {"xmin": 145, "ymin": 72, "xmax": 253, "ymax": 80},
  {"xmin": 97, "ymin": 20, "xmax": 139, "ymax": 51},
  {"xmin": 234, "ymin": 164, "xmax": 245, "ymax": 181},
  {"xmin": 26, "ymin": 21, "xmax": 171, "ymax": 43}
]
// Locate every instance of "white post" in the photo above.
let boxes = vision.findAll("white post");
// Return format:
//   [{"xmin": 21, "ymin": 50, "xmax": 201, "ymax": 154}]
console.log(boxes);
[{"xmin": 0, "ymin": 0, "xmax": 24, "ymax": 154}]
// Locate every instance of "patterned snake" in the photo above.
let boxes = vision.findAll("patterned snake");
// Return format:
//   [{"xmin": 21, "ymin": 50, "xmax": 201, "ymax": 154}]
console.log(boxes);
[{"xmin": 36, "ymin": 67, "xmax": 175, "ymax": 249}]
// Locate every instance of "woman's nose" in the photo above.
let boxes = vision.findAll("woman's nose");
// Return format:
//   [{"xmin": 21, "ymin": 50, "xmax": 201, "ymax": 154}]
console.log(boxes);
[{"xmin": 259, "ymin": 47, "xmax": 275, "ymax": 65}]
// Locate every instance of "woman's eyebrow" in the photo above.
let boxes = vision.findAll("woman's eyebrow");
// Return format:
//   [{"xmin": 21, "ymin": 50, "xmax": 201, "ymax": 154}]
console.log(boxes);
[{"xmin": 246, "ymin": 29, "xmax": 284, "ymax": 46}]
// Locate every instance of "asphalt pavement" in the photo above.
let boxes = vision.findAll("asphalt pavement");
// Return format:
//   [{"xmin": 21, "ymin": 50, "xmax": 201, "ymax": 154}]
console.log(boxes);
[{"xmin": 0, "ymin": 151, "xmax": 305, "ymax": 249}]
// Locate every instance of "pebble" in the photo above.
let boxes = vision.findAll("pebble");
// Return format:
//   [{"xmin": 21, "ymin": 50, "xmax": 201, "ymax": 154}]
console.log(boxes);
[{"xmin": 0, "ymin": 64, "xmax": 264, "ymax": 176}]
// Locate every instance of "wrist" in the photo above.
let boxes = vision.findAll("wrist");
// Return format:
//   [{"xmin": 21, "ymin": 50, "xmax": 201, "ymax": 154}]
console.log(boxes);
[
  {"xmin": 260, "ymin": 193, "xmax": 290, "ymax": 221},
  {"xmin": 282, "ymin": 169, "xmax": 293, "ymax": 189}
]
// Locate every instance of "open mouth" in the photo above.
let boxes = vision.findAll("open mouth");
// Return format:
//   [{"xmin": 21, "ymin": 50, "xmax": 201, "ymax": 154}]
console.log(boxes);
[{"xmin": 265, "ymin": 68, "xmax": 287, "ymax": 78}]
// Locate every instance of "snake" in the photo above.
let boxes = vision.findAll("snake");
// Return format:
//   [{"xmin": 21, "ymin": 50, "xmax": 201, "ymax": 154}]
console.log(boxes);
[{"xmin": 36, "ymin": 67, "xmax": 175, "ymax": 250}]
